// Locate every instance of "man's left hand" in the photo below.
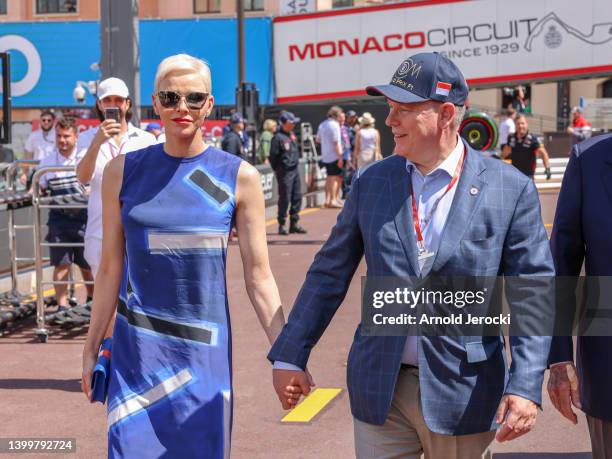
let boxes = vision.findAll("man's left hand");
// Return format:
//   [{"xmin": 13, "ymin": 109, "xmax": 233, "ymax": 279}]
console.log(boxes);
[
  {"xmin": 495, "ymin": 394, "xmax": 538, "ymax": 442},
  {"xmin": 547, "ymin": 362, "xmax": 581, "ymax": 424}
]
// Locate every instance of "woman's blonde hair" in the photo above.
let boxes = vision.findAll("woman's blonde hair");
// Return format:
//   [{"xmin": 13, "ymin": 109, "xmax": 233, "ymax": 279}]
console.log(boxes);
[
  {"xmin": 154, "ymin": 54, "xmax": 212, "ymax": 93},
  {"xmin": 263, "ymin": 119, "xmax": 277, "ymax": 132}
]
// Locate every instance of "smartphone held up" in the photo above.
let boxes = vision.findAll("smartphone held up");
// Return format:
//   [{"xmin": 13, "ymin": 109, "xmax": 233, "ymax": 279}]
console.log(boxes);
[{"xmin": 104, "ymin": 107, "xmax": 121, "ymax": 122}]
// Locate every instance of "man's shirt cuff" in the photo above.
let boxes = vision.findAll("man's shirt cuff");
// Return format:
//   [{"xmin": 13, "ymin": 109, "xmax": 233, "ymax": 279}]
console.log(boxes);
[
  {"xmin": 273, "ymin": 361, "xmax": 303, "ymax": 371},
  {"xmin": 550, "ymin": 361, "xmax": 573, "ymax": 368}
]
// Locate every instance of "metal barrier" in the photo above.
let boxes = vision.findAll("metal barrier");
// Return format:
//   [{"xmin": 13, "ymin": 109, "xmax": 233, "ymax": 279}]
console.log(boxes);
[
  {"xmin": 299, "ymin": 122, "xmax": 326, "ymax": 198},
  {"xmin": 4, "ymin": 160, "xmax": 39, "ymax": 299},
  {"xmin": 31, "ymin": 166, "xmax": 92, "ymax": 342},
  {"xmin": 300, "ymin": 122, "xmax": 318, "ymax": 162}
]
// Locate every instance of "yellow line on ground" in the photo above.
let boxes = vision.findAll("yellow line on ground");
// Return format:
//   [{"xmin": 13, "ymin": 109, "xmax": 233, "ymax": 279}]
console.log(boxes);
[
  {"xmin": 25, "ymin": 288, "xmax": 57, "ymax": 301},
  {"xmin": 265, "ymin": 207, "xmax": 321, "ymax": 227},
  {"xmin": 281, "ymin": 388, "xmax": 342, "ymax": 423},
  {"xmin": 545, "ymin": 223, "xmax": 553, "ymax": 228}
]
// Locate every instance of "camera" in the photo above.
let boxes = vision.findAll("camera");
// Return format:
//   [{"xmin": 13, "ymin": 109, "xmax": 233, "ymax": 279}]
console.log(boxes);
[{"xmin": 73, "ymin": 84, "xmax": 86, "ymax": 104}]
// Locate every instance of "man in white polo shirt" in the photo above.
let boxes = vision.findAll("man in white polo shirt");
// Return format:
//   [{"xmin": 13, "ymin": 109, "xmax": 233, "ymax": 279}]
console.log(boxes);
[
  {"xmin": 316, "ymin": 106, "xmax": 344, "ymax": 208},
  {"xmin": 38, "ymin": 117, "xmax": 94, "ymax": 311},
  {"xmin": 25, "ymin": 110, "xmax": 56, "ymax": 161},
  {"xmin": 76, "ymin": 77, "xmax": 156, "ymax": 276}
]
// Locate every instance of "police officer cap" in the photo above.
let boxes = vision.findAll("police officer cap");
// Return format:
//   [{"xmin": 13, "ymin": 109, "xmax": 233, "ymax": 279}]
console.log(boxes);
[
  {"xmin": 366, "ymin": 52, "xmax": 469, "ymax": 106},
  {"xmin": 279, "ymin": 111, "xmax": 300, "ymax": 124},
  {"xmin": 230, "ymin": 113, "xmax": 245, "ymax": 124}
]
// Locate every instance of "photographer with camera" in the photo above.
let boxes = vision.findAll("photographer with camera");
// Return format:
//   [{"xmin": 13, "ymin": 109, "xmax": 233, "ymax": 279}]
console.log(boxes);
[{"xmin": 76, "ymin": 77, "xmax": 156, "ymax": 278}]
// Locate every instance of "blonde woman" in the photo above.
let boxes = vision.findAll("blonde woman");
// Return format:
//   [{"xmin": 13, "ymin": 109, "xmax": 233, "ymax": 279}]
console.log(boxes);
[
  {"xmin": 257, "ymin": 118, "xmax": 277, "ymax": 165},
  {"xmin": 353, "ymin": 112, "xmax": 382, "ymax": 169},
  {"xmin": 81, "ymin": 54, "xmax": 291, "ymax": 458}
]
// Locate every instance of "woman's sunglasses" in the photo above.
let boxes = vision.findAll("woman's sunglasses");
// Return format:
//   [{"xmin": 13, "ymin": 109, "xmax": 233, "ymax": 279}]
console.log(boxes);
[{"xmin": 157, "ymin": 91, "xmax": 209, "ymax": 110}]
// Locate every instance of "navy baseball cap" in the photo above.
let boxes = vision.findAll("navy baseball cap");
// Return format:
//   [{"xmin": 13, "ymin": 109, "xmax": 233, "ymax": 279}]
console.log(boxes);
[
  {"xmin": 366, "ymin": 52, "xmax": 469, "ymax": 106},
  {"xmin": 230, "ymin": 113, "xmax": 245, "ymax": 124},
  {"xmin": 279, "ymin": 111, "xmax": 300, "ymax": 124}
]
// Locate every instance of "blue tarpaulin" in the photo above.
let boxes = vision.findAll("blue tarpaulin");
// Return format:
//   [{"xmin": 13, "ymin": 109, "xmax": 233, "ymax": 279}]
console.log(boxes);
[{"xmin": 0, "ymin": 18, "xmax": 273, "ymax": 107}]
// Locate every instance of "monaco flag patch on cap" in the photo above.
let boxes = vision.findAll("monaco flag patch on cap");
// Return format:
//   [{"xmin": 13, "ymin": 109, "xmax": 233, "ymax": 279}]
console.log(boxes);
[{"xmin": 436, "ymin": 82, "xmax": 452, "ymax": 97}]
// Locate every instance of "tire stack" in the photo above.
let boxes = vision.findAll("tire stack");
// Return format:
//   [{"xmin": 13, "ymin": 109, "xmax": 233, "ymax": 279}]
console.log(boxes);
[{"xmin": 460, "ymin": 112, "xmax": 499, "ymax": 154}]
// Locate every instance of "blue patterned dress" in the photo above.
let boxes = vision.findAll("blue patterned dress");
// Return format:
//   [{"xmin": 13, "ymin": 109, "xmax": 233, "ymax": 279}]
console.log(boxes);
[{"xmin": 106, "ymin": 144, "xmax": 242, "ymax": 458}]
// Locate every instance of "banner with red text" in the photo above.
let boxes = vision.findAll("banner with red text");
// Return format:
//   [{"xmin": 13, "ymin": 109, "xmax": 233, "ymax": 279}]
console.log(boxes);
[{"xmin": 273, "ymin": 0, "xmax": 612, "ymax": 102}]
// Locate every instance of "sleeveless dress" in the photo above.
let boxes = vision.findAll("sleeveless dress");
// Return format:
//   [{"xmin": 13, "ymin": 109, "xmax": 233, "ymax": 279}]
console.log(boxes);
[
  {"xmin": 106, "ymin": 143, "xmax": 242, "ymax": 458},
  {"xmin": 356, "ymin": 127, "xmax": 378, "ymax": 168}
]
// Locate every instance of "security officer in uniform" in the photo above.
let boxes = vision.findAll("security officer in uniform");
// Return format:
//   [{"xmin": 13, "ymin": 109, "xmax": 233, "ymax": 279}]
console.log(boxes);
[
  {"xmin": 270, "ymin": 111, "xmax": 307, "ymax": 235},
  {"xmin": 502, "ymin": 113, "xmax": 551, "ymax": 180},
  {"xmin": 221, "ymin": 113, "xmax": 246, "ymax": 159}
]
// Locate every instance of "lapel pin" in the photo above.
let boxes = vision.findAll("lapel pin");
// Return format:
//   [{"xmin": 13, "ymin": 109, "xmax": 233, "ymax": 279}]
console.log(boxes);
[{"xmin": 470, "ymin": 186, "xmax": 479, "ymax": 196}]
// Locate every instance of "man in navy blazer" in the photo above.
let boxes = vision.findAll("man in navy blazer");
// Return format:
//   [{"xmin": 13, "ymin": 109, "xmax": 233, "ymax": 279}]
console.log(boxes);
[
  {"xmin": 548, "ymin": 133, "xmax": 612, "ymax": 456},
  {"xmin": 269, "ymin": 53, "xmax": 554, "ymax": 458}
]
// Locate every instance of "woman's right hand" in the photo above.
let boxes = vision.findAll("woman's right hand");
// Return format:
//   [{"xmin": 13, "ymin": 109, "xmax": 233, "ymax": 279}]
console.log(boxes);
[{"xmin": 81, "ymin": 347, "xmax": 97, "ymax": 402}]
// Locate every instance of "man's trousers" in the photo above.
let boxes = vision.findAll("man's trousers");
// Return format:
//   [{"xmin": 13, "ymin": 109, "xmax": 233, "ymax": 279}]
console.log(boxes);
[
  {"xmin": 276, "ymin": 168, "xmax": 302, "ymax": 226},
  {"xmin": 353, "ymin": 366, "xmax": 495, "ymax": 459}
]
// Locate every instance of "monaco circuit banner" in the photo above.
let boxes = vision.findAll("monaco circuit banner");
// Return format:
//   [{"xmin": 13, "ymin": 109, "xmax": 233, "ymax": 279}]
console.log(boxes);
[{"xmin": 273, "ymin": 0, "xmax": 612, "ymax": 103}]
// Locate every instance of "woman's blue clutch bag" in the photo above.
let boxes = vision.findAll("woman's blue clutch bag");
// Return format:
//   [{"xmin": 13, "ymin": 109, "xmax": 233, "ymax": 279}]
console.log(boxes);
[{"xmin": 91, "ymin": 337, "xmax": 112, "ymax": 403}]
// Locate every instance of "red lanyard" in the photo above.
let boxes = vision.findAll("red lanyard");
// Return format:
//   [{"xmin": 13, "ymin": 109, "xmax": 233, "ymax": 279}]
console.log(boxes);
[{"xmin": 411, "ymin": 149, "xmax": 466, "ymax": 253}]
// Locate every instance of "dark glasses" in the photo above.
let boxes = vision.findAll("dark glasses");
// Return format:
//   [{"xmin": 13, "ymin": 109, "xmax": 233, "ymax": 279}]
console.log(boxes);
[{"xmin": 157, "ymin": 91, "xmax": 209, "ymax": 109}]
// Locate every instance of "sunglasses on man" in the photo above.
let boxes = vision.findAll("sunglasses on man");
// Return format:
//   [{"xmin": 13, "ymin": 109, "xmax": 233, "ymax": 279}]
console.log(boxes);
[{"xmin": 157, "ymin": 91, "xmax": 209, "ymax": 110}]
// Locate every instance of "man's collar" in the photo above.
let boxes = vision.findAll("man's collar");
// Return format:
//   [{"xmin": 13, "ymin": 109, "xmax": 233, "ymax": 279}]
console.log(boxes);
[
  {"xmin": 109, "ymin": 122, "xmax": 138, "ymax": 147},
  {"xmin": 516, "ymin": 130, "xmax": 529, "ymax": 140},
  {"xmin": 405, "ymin": 135, "xmax": 464, "ymax": 178},
  {"xmin": 127, "ymin": 122, "xmax": 141, "ymax": 138},
  {"xmin": 56, "ymin": 147, "xmax": 77, "ymax": 160}
]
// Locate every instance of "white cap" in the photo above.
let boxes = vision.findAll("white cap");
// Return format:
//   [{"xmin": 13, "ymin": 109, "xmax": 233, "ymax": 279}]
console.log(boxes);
[{"xmin": 97, "ymin": 77, "xmax": 129, "ymax": 100}]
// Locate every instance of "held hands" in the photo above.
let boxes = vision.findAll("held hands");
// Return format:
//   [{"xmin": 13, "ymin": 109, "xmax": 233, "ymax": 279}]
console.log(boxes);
[
  {"xmin": 545, "ymin": 167, "xmax": 552, "ymax": 180},
  {"xmin": 273, "ymin": 369, "xmax": 315, "ymax": 410},
  {"xmin": 495, "ymin": 394, "xmax": 538, "ymax": 442},
  {"xmin": 547, "ymin": 362, "xmax": 582, "ymax": 424},
  {"xmin": 94, "ymin": 119, "xmax": 122, "ymax": 144},
  {"xmin": 337, "ymin": 158, "xmax": 344, "ymax": 169}
]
